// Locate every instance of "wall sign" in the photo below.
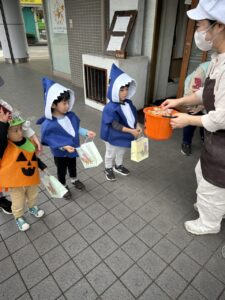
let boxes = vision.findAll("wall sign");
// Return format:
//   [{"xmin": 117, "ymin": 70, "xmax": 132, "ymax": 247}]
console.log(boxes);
[{"xmin": 105, "ymin": 10, "xmax": 137, "ymax": 56}]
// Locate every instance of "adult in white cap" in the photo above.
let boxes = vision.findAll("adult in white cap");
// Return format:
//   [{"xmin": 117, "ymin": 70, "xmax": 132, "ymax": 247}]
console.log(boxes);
[{"xmin": 162, "ymin": 0, "xmax": 225, "ymax": 235}]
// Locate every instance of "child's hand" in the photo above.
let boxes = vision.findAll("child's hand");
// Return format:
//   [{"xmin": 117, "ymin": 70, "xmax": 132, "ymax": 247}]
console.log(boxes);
[
  {"xmin": 30, "ymin": 134, "xmax": 42, "ymax": 153},
  {"xmin": 87, "ymin": 131, "xmax": 96, "ymax": 138},
  {"xmin": 43, "ymin": 168, "xmax": 50, "ymax": 175},
  {"xmin": 131, "ymin": 129, "xmax": 141, "ymax": 138},
  {"xmin": 136, "ymin": 125, "xmax": 142, "ymax": 134},
  {"xmin": 64, "ymin": 145, "xmax": 76, "ymax": 153}
]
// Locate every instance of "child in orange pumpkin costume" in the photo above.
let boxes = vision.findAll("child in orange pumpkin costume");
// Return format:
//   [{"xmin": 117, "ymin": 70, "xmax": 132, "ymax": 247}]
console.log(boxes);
[{"xmin": 0, "ymin": 112, "xmax": 47, "ymax": 231}]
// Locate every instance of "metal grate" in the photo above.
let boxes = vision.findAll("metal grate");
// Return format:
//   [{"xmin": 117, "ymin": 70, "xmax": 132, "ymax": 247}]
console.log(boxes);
[{"xmin": 84, "ymin": 64, "xmax": 107, "ymax": 104}]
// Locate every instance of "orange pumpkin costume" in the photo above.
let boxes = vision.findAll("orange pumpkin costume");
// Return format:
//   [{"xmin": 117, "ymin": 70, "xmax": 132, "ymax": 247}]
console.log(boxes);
[{"xmin": 0, "ymin": 140, "xmax": 40, "ymax": 188}]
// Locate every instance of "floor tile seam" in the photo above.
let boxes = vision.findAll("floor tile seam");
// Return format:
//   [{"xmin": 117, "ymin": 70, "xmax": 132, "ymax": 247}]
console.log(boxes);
[
  {"xmin": 120, "ymin": 196, "xmax": 155, "ymax": 215},
  {"xmin": 97, "ymin": 197, "xmax": 121, "ymax": 210},
  {"xmin": 38, "ymin": 245, "xmax": 71, "ymax": 274},
  {"xmin": 84, "ymin": 269, "xmax": 118, "ymax": 298},
  {"xmin": 71, "ymin": 231, "xmax": 151, "ymax": 288},
  {"xmin": 15, "ymin": 291, "xmax": 32, "ymax": 300},
  {"xmin": 0, "ymin": 245, "xmax": 32, "ymax": 298},
  {"xmin": 139, "ymin": 280, "xmax": 176, "ymax": 300},
  {"xmin": 32, "ymin": 255, "xmax": 76, "ymax": 296},
  {"xmin": 176, "ymin": 284, "xmax": 208, "ymax": 300},
  {"xmin": 66, "ymin": 204, "xmax": 109, "ymax": 233},
  {"xmin": 150, "ymin": 242, "xmax": 183, "ymax": 272},
  {"xmin": 56, "ymin": 275, "xmax": 97, "ymax": 299},
  {"xmin": 75, "ymin": 190, "xmax": 108, "ymax": 210},
  {"xmin": 66, "ymin": 245, "xmax": 124, "ymax": 298},
  {"xmin": 0, "ymin": 215, "xmax": 39, "ymax": 240},
  {"xmin": 152, "ymin": 265, "xmax": 190, "ymax": 300},
  {"xmin": 2, "ymin": 237, "xmax": 31, "ymax": 259},
  {"xmin": 120, "ymin": 209, "xmax": 162, "ymax": 236},
  {"xmin": 196, "ymin": 235, "xmax": 225, "ymax": 254},
  {"xmin": 108, "ymin": 196, "xmax": 140, "ymax": 221},
  {"xmin": 218, "ymin": 287, "xmax": 225, "ymax": 300},
  {"xmin": 204, "ymin": 261, "xmax": 225, "ymax": 286},
  {"xmin": 50, "ymin": 221, "xmax": 77, "ymax": 244},
  {"xmin": 97, "ymin": 272, "xmax": 147, "ymax": 299},
  {"xmin": 182, "ymin": 238, "xmax": 214, "ymax": 267},
  {"xmin": 42, "ymin": 211, "xmax": 67, "ymax": 231},
  {"xmin": 66, "ymin": 193, "xmax": 133, "ymax": 235},
  {"xmin": 83, "ymin": 200, "xmax": 111, "ymax": 221},
  {"xmin": 168, "ymin": 248, "xmax": 225, "ymax": 299},
  {"xmin": 81, "ymin": 233, "xmax": 156, "ymax": 299}
]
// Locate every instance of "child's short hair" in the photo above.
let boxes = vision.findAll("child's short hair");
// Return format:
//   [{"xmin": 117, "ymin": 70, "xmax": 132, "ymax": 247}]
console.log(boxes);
[
  {"xmin": 120, "ymin": 83, "xmax": 130, "ymax": 90},
  {"xmin": 51, "ymin": 91, "xmax": 70, "ymax": 112}
]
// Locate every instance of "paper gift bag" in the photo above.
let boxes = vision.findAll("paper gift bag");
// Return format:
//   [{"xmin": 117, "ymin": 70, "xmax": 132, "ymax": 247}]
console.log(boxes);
[
  {"xmin": 131, "ymin": 136, "xmax": 149, "ymax": 162},
  {"xmin": 41, "ymin": 174, "xmax": 68, "ymax": 198},
  {"xmin": 76, "ymin": 141, "xmax": 103, "ymax": 169}
]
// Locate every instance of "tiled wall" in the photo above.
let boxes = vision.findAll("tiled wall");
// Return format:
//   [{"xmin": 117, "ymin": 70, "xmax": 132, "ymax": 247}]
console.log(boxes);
[{"xmin": 65, "ymin": 0, "xmax": 108, "ymax": 87}]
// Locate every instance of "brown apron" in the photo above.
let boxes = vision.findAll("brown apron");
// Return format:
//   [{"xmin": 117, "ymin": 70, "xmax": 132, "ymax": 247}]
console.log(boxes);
[{"xmin": 200, "ymin": 77, "xmax": 225, "ymax": 188}]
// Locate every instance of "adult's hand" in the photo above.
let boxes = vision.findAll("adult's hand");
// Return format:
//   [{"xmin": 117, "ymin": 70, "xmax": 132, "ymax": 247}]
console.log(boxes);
[
  {"xmin": 170, "ymin": 113, "xmax": 191, "ymax": 129},
  {"xmin": 161, "ymin": 98, "xmax": 182, "ymax": 110}
]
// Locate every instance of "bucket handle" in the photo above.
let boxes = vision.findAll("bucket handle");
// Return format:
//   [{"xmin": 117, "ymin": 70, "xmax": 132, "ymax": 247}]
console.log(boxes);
[{"xmin": 162, "ymin": 115, "xmax": 177, "ymax": 119}]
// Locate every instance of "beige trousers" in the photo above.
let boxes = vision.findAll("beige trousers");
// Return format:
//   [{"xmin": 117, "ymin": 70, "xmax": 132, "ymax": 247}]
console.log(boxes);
[
  {"xmin": 195, "ymin": 160, "xmax": 225, "ymax": 229},
  {"xmin": 9, "ymin": 185, "xmax": 38, "ymax": 219}
]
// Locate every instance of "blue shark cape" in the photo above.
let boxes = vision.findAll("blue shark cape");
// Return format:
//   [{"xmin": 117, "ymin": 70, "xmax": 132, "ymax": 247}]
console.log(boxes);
[
  {"xmin": 37, "ymin": 77, "xmax": 80, "ymax": 158},
  {"xmin": 100, "ymin": 64, "xmax": 137, "ymax": 148}
]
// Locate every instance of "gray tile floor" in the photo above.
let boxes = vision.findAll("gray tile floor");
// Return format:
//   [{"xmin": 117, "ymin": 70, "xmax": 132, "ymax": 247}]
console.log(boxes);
[{"xmin": 0, "ymin": 48, "xmax": 225, "ymax": 299}]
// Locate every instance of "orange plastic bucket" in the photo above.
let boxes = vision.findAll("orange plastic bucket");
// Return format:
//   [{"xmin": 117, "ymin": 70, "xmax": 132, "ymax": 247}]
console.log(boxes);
[{"xmin": 143, "ymin": 106, "xmax": 175, "ymax": 140}]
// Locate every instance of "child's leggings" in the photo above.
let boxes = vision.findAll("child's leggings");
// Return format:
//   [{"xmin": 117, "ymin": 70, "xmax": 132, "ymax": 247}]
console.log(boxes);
[{"xmin": 105, "ymin": 142, "xmax": 126, "ymax": 168}]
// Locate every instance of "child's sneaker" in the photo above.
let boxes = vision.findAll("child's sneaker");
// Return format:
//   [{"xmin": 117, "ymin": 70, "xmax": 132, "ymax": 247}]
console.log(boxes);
[
  {"xmin": 0, "ymin": 197, "xmax": 12, "ymax": 214},
  {"xmin": 105, "ymin": 168, "xmax": 116, "ymax": 181},
  {"xmin": 181, "ymin": 143, "xmax": 192, "ymax": 156},
  {"xmin": 28, "ymin": 206, "xmax": 44, "ymax": 218},
  {"xmin": 113, "ymin": 165, "xmax": 130, "ymax": 176},
  {"xmin": 72, "ymin": 180, "xmax": 85, "ymax": 191},
  {"xmin": 16, "ymin": 217, "xmax": 30, "ymax": 231},
  {"xmin": 64, "ymin": 186, "xmax": 72, "ymax": 200}
]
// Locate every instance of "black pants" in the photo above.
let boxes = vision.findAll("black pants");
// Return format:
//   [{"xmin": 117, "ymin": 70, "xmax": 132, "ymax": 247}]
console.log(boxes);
[
  {"xmin": 54, "ymin": 157, "xmax": 77, "ymax": 185},
  {"xmin": 182, "ymin": 112, "xmax": 204, "ymax": 145}
]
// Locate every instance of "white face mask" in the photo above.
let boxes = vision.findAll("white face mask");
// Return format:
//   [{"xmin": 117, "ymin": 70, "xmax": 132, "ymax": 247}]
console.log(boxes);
[{"xmin": 194, "ymin": 30, "xmax": 213, "ymax": 51}]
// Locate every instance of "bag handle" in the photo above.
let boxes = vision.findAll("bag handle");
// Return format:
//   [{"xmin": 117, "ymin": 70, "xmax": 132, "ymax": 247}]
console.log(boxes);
[{"xmin": 84, "ymin": 136, "xmax": 95, "ymax": 143}]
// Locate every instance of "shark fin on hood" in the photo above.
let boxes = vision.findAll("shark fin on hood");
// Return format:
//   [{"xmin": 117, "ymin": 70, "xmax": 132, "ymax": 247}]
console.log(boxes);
[
  {"xmin": 42, "ymin": 77, "xmax": 75, "ymax": 119},
  {"xmin": 107, "ymin": 64, "xmax": 136, "ymax": 103}
]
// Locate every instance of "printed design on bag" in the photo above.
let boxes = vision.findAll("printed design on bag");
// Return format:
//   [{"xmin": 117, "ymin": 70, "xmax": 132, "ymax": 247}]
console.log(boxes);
[
  {"xmin": 79, "ymin": 150, "xmax": 93, "ymax": 165},
  {"xmin": 139, "ymin": 142, "xmax": 148, "ymax": 157},
  {"xmin": 16, "ymin": 151, "xmax": 37, "ymax": 176},
  {"xmin": 46, "ymin": 181, "xmax": 57, "ymax": 196},
  {"xmin": 76, "ymin": 141, "xmax": 103, "ymax": 169},
  {"xmin": 131, "ymin": 137, "xmax": 149, "ymax": 162}
]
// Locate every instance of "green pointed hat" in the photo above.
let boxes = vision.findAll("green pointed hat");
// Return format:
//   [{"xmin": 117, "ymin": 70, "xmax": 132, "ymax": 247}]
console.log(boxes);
[{"xmin": 9, "ymin": 112, "xmax": 25, "ymax": 127}]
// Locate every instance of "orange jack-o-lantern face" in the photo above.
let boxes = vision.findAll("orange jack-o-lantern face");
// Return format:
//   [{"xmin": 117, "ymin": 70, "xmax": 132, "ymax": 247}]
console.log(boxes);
[{"xmin": 16, "ymin": 152, "xmax": 37, "ymax": 176}]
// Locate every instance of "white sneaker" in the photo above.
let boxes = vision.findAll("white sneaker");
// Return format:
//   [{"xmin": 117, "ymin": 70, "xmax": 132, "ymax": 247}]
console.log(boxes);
[
  {"xmin": 193, "ymin": 203, "xmax": 225, "ymax": 219},
  {"xmin": 184, "ymin": 218, "xmax": 220, "ymax": 235}
]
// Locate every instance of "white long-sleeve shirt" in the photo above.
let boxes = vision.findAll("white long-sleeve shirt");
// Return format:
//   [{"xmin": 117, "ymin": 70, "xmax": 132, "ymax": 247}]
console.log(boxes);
[{"xmin": 196, "ymin": 52, "xmax": 225, "ymax": 132}]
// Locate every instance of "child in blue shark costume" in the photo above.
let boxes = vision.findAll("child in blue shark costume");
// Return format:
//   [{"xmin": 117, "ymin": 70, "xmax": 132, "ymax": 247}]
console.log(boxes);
[
  {"xmin": 37, "ymin": 77, "xmax": 96, "ymax": 199},
  {"xmin": 100, "ymin": 64, "xmax": 142, "ymax": 181}
]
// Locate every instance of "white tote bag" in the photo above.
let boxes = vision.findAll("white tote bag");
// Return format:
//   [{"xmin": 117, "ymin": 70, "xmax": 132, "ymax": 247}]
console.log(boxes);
[
  {"xmin": 76, "ymin": 140, "xmax": 103, "ymax": 169},
  {"xmin": 41, "ymin": 174, "xmax": 68, "ymax": 198},
  {"xmin": 131, "ymin": 136, "xmax": 149, "ymax": 162}
]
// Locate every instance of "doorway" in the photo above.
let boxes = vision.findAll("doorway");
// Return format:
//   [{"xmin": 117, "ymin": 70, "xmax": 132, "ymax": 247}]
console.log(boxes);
[{"xmin": 153, "ymin": 0, "xmax": 189, "ymax": 101}]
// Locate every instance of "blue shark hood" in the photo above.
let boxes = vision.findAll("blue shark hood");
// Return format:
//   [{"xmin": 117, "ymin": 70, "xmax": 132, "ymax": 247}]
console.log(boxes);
[
  {"xmin": 107, "ymin": 64, "xmax": 136, "ymax": 103},
  {"xmin": 42, "ymin": 77, "xmax": 75, "ymax": 120}
]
